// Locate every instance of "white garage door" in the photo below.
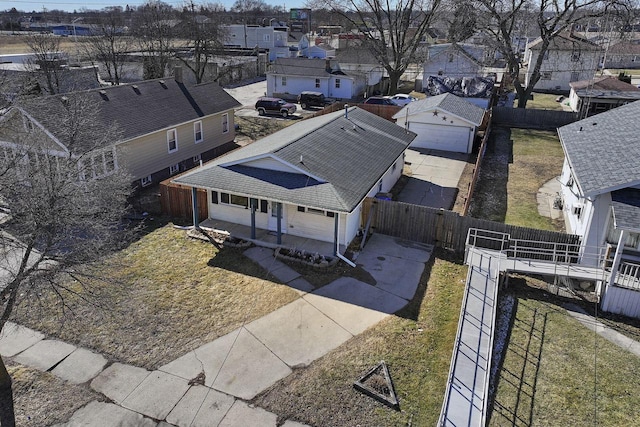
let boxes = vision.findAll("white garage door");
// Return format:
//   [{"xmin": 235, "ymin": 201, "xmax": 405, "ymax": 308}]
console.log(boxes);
[{"xmin": 408, "ymin": 122, "xmax": 471, "ymax": 153}]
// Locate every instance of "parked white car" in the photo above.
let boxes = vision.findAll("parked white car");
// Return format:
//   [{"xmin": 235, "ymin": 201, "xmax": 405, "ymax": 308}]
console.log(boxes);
[{"xmin": 387, "ymin": 94, "xmax": 418, "ymax": 106}]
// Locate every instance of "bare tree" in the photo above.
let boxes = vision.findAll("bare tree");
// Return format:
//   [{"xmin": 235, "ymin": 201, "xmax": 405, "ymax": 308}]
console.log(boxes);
[
  {"xmin": 473, "ymin": 0, "xmax": 632, "ymax": 107},
  {"xmin": 175, "ymin": 1, "xmax": 227, "ymax": 84},
  {"xmin": 318, "ymin": 0, "xmax": 442, "ymax": 94},
  {"xmin": 132, "ymin": 1, "xmax": 176, "ymax": 79},
  {"xmin": 84, "ymin": 10, "xmax": 133, "ymax": 85},
  {"xmin": 0, "ymin": 94, "xmax": 134, "ymax": 426},
  {"xmin": 24, "ymin": 33, "xmax": 66, "ymax": 94}
]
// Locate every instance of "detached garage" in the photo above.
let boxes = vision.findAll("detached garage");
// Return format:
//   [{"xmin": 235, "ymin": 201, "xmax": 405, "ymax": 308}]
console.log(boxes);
[{"xmin": 393, "ymin": 93, "xmax": 486, "ymax": 154}]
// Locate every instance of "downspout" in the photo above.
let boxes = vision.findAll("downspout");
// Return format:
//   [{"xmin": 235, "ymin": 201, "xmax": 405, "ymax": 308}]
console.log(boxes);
[
  {"xmin": 276, "ymin": 202, "xmax": 282, "ymax": 245},
  {"xmin": 335, "ymin": 212, "xmax": 356, "ymax": 267}
]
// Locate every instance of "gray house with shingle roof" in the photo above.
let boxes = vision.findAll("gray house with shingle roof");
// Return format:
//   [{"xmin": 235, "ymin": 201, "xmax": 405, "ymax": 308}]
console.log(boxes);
[
  {"xmin": 1, "ymin": 74, "xmax": 240, "ymax": 188},
  {"xmin": 558, "ymin": 100, "xmax": 640, "ymax": 316},
  {"xmin": 173, "ymin": 107, "xmax": 416, "ymax": 252},
  {"xmin": 392, "ymin": 93, "xmax": 486, "ymax": 153}
]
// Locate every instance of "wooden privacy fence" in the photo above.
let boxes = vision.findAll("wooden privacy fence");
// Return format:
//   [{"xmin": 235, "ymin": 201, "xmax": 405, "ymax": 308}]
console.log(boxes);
[
  {"xmin": 313, "ymin": 102, "xmax": 402, "ymax": 122},
  {"xmin": 159, "ymin": 180, "xmax": 208, "ymax": 221},
  {"xmin": 362, "ymin": 198, "xmax": 581, "ymax": 254},
  {"xmin": 492, "ymin": 107, "xmax": 577, "ymax": 130}
]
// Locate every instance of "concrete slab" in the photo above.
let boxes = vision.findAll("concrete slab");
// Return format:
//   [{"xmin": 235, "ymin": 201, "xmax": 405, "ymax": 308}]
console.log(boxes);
[
  {"xmin": 218, "ymin": 400, "xmax": 277, "ymax": 427},
  {"xmin": 122, "ymin": 371, "xmax": 190, "ymax": 420},
  {"xmin": 537, "ymin": 176, "xmax": 563, "ymax": 221},
  {"xmin": 363, "ymin": 234, "xmax": 433, "ymax": 263},
  {"xmin": 90, "ymin": 363, "xmax": 150, "ymax": 404},
  {"xmin": 166, "ymin": 385, "xmax": 234, "ymax": 427},
  {"xmin": 51, "ymin": 347, "xmax": 108, "ymax": 384},
  {"xmin": 212, "ymin": 328, "xmax": 292, "ymax": 399},
  {"xmin": 52, "ymin": 400, "xmax": 157, "ymax": 427},
  {"xmin": 357, "ymin": 251, "xmax": 425, "ymax": 300},
  {"xmin": 246, "ymin": 298, "xmax": 352, "ymax": 367},
  {"xmin": 0, "ymin": 322, "xmax": 44, "ymax": 357},
  {"xmin": 267, "ymin": 263, "xmax": 301, "ymax": 283},
  {"xmin": 287, "ymin": 277, "xmax": 315, "ymax": 294},
  {"xmin": 161, "ymin": 328, "xmax": 291, "ymax": 400},
  {"xmin": 304, "ymin": 278, "xmax": 407, "ymax": 335},
  {"xmin": 13, "ymin": 339, "xmax": 76, "ymax": 371},
  {"xmin": 243, "ymin": 246, "xmax": 274, "ymax": 263}
]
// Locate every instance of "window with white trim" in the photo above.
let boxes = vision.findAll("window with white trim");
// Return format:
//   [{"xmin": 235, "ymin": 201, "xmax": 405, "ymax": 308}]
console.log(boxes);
[
  {"xmin": 263, "ymin": 34, "xmax": 271, "ymax": 42},
  {"xmin": 220, "ymin": 192, "xmax": 249, "ymax": 208},
  {"xmin": 194, "ymin": 121, "xmax": 203, "ymax": 143},
  {"xmin": 541, "ymin": 71, "xmax": 552, "ymax": 80},
  {"xmin": 167, "ymin": 129, "xmax": 178, "ymax": 153},
  {"xmin": 315, "ymin": 78, "xmax": 320, "ymax": 88},
  {"xmin": 307, "ymin": 207, "xmax": 325, "ymax": 215},
  {"xmin": 222, "ymin": 113, "xmax": 229, "ymax": 133},
  {"xmin": 281, "ymin": 76, "xmax": 287, "ymax": 86},
  {"xmin": 335, "ymin": 79, "xmax": 341, "ymax": 88},
  {"xmin": 141, "ymin": 175, "xmax": 153, "ymax": 187},
  {"xmin": 169, "ymin": 163, "xmax": 180, "ymax": 175},
  {"xmin": 570, "ymin": 71, "xmax": 580, "ymax": 82},
  {"xmin": 192, "ymin": 154, "xmax": 201, "ymax": 164}
]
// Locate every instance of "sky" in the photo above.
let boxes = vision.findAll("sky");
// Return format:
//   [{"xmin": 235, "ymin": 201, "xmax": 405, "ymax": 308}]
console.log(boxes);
[{"xmin": 2, "ymin": 0, "xmax": 309, "ymax": 14}]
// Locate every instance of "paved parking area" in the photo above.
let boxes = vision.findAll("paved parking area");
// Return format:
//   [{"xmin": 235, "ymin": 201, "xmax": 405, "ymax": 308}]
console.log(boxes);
[
  {"xmin": 224, "ymin": 80, "xmax": 316, "ymax": 120},
  {"xmin": 397, "ymin": 148, "xmax": 469, "ymax": 209}
]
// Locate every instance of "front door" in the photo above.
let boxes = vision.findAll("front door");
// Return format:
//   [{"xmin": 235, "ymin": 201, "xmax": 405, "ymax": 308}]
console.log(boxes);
[{"xmin": 268, "ymin": 201, "xmax": 286, "ymax": 232}]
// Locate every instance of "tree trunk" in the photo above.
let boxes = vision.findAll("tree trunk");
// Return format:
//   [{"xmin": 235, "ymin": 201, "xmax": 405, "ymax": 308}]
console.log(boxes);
[
  {"xmin": 387, "ymin": 71, "xmax": 402, "ymax": 96},
  {"xmin": 0, "ymin": 357, "xmax": 15, "ymax": 427}
]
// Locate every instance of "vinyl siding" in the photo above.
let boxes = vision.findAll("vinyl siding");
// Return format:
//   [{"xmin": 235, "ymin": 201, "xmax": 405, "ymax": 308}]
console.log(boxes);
[{"xmin": 117, "ymin": 110, "xmax": 235, "ymax": 180}]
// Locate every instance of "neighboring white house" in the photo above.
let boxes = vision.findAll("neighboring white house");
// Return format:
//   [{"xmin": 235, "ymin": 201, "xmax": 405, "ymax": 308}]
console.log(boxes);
[
  {"xmin": 558, "ymin": 100, "xmax": 640, "ymax": 317},
  {"xmin": 568, "ymin": 76, "xmax": 640, "ymax": 117},
  {"xmin": 602, "ymin": 40, "xmax": 640, "ymax": 69},
  {"xmin": 172, "ymin": 107, "xmax": 416, "ymax": 252},
  {"xmin": 392, "ymin": 93, "xmax": 486, "ymax": 153},
  {"xmin": 423, "ymin": 43, "xmax": 485, "ymax": 79},
  {"xmin": 223, "ymin": 24, "xmax": 290, "ymax": 61},
  {"xmin": 524, "ymin": 32, "xmax": 602, "ymax": 92},
  {"xmin": 266, "ymin": 58, "xmax": 366, "ymax": 100},
  {"xmin": 334, "ymin": 47, "xmax": 385, "ymax": 95},
  {"xmin": 306, "ymin": 44, "xmax": 336, "ymax": 59}
]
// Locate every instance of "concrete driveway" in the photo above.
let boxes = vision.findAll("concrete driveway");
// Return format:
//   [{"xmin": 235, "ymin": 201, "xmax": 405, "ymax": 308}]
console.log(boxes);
[
  {"xmin": 397, "ymin": 148, "xmax": 469, "ymax": 209},
  {"xmin": 224, "ymin": 80, "xmax": 314, "ymax": 120}
]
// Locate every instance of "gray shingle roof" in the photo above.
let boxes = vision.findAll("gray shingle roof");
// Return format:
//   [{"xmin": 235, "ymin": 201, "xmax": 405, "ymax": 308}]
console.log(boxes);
[
  {"xmin": 612, "ymin": 189, "xmax": 640, "ymax": 232},
  {"xmin": 528, "ymin": 32, "xmax": 601, "ymax": 51},
  {"xmin": 173, "ymin": 107, "xmax": 416, "ymax": 212},
  {"xmin": 558, "ymin": 100, "xmax": 640, "ymax": 197},
  {"xmin": 21, "ymin": 78, "xmax": 240, "ymax": 146},
  {"xmin": 269, "ymin": 58, "xmax": 346, "ymax": 77},
  {"xmin": 392, "ymin": 93, "xmax": 485, "ymax": 125}
]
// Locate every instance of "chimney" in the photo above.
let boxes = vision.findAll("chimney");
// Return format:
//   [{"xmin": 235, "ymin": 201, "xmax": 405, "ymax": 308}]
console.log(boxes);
[
  {"xmin": 174, "ymin": 66, "xmax": 183, "ymax": 83},
  {"xmin": 344, "ymin": 104, "xmax": 349, "ymax": 118}
]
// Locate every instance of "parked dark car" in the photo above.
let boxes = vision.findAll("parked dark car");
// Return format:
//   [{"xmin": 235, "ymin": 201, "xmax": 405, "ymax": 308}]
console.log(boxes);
[
  {"xmin": 255, "ymin": 97, "xmax": 297, "ymax": 118},
  {"xmin": 363, "ymin": 96, "xmax": 397, "ymax": 106},
  {"xmin": 297, "ymin": 91, "xmax": 326, "ymax": 109}
]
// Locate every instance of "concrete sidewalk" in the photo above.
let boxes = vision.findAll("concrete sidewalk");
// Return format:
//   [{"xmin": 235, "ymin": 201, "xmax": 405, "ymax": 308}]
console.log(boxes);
[{"xmin": 2, "ymin": 233, "xmax": 432, "ymax": 427}]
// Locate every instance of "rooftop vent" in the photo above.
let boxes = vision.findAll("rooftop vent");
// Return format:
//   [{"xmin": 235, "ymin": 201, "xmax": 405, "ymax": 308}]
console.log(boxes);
[
  {"xmin": 132, "ymin": 85, "xmax": 140, "ymax": 94},
  {"xmin": 99, "ymin": 90, "xmax": 108, "ymax": 100},
  {"xmin": 159, "ymin": 80, "xmax": 167, "ymax": 88}
]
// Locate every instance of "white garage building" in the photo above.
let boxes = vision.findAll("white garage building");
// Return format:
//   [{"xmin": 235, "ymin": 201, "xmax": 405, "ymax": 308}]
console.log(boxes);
[{"xmin": 393, "ymin": 93, "xmax": 486, "ymax": 154}]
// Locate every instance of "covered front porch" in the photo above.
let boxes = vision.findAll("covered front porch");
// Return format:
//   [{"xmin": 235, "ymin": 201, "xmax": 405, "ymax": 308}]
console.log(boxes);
[{"xmin": 198, "ymin": 218, "xmax": 346, "ymax": 258}]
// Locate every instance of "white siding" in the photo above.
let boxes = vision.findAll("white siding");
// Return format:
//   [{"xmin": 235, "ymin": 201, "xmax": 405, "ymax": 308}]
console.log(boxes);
[
  {"xmin": 396, "ymin": 111, "xmax": 475, "ymax": 153},
  {"xmin": 268, "ymin": 74, "xmax": 330, "ymax": 97},
  {"xmin": 601, "ymin": 285, "xmax": 640, "ymax": 318},
  {"xmin": 525, "ymin": 48, "xmax": 600, "ymax": 91}
]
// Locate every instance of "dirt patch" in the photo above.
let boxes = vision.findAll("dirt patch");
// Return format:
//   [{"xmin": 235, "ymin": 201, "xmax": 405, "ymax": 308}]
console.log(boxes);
[{"xmin": 452, "ymin": 152, "xmax": 477, "ymax": 214}]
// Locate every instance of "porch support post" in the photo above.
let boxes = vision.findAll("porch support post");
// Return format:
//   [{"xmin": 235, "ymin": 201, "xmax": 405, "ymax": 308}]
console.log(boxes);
[
  {"xmin": 276, "ymin": 202, "xmax": 282, "ymax": 245},
  {"xmin": 607, "ymin": 229, "xmax": 627, "ymax": 291},
  {"xmin": 191, "ymin": 187, "xmax": 199, "ymax": 229},
  {"xmin": 250, "ymin": 198, "xmax": 257, "ymax": 240},
  {"xmin": 334, "ymin": 213, "xmax": 339, "ymax": 257}
]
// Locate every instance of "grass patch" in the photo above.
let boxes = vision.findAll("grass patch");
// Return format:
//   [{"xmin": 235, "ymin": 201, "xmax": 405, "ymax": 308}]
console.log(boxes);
[
  {"xmin": 9, "ymin": 361, "xmax": 101, "ymax": 426},
  {"xmin": 253, "ymin": 251, "xmax": 466, "ymax": 427},
  {"xmin": 506, "ymin": 129, "xmax": 565, "ymax": 231},
  {"xmin": 235, "ymin": 116, "xmax": 293, "ymax": 142},
  {"xmin": 526, "ymin": 93, "xmax": 565, "ymax": 110},
  {"xmin": 490, "ymin": 280, "xmax": 640, "ymax": 426},
  {"xmin": 12, "ymin": 223, "xmax": 299, "ymax": 369}
]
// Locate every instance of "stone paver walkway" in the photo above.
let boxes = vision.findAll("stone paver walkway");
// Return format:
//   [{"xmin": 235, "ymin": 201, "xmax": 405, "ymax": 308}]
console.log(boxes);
[{"xmin": 1, "ymin": 234, "xmax": 433, "ymax": 427}]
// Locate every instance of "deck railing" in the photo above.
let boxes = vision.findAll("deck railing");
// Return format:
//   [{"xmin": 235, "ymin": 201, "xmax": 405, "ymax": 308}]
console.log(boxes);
[{"xmin": 466, "ymin": 228, "xmax": 640, "ymax": 290}]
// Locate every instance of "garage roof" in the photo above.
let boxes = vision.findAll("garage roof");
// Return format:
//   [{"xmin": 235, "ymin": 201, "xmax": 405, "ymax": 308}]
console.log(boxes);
[{"xmin": 392, "ymin": 93, "xmax": 485, "ymax": 126}]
